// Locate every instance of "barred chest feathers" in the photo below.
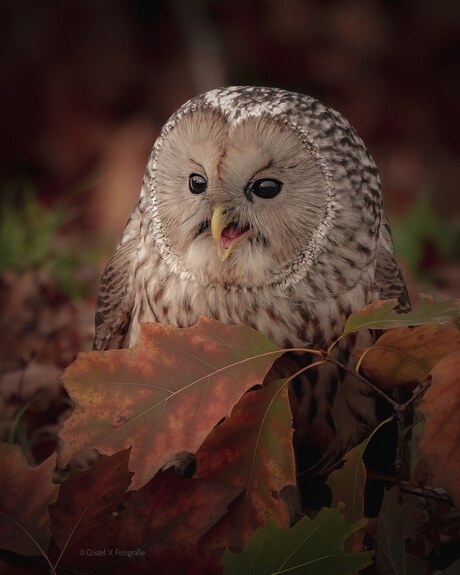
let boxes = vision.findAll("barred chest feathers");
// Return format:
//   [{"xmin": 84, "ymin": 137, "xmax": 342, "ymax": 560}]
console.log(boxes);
[{"xmin": 126, "ymin": 243, "xmax": 378, "ymax": 352}]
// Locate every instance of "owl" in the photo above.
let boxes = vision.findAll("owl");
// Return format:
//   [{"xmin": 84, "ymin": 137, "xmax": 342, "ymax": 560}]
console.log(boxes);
[{"xmin": 94, "ymin": 86, "xmax": 409, "ymax": 504}]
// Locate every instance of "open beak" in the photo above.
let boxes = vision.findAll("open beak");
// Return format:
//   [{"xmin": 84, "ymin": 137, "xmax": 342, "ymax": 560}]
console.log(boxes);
[{"xmin": 211, "ymin": 206, "xmax": 251, "ymax": 261}]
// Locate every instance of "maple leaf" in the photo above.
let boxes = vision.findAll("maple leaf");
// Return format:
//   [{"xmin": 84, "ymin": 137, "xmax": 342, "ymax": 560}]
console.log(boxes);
[
  {"xmin": 355, "ymin": 325, "xmax": 460, "ymax": 389},
  {"xmin": 417, "ymin": 350, "xmax": 460, "ymax": 508},
  {"xmin": 0, "ymin": 443, "xmax": 58, "ymax": 559},
  {"xmin": 59, "ymin": 318, "xmax": 283, "ymax": 489},
  {"xmin": 54, "ymin": 466, "xmax": 240, "ymax": 575},
  {"xmin": 49, "ymin": 449, "xmax": 133, "ymax": 564},
  {"xmin": 221, "ymin": 507, "xmax": 374, "ymax": 575},
  {"xmin": 343, "ymin": 296, "xmax": 460, "ymax": 335},
  {"xmin": 195, "ymin": 379, "xmax": 295, "ymax": 550}
]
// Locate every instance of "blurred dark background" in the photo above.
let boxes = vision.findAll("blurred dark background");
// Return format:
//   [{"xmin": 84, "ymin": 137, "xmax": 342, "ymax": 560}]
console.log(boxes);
[{"xmin": 1, "ymin": 0, "xmax": 459, "ymax": 372}]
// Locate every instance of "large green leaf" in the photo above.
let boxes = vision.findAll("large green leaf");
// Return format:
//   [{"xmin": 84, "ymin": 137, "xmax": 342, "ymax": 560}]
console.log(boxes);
[{"xmin": 221, "ymin": 507, "xmax": 373, "ymax": 575}]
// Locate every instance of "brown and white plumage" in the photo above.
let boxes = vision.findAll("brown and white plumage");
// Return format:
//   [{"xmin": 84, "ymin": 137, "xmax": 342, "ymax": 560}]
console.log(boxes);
[{"xmin": 94, "ymin": 86, "xmax": 408, "ymax": 492}]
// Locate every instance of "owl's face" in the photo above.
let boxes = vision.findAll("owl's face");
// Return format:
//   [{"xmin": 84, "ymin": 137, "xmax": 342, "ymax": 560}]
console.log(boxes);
[
  {"xmin": 142, "ymin": 87, "xmax": 381, "ymax": 291},
  {"xmin": 152, "ymin": 110, "xmax": 327, "ymax": 287}
]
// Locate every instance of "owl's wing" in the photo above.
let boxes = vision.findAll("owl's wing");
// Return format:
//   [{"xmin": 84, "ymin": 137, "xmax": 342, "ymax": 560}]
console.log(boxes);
[
  {"xmin": 375, "ymin": 216, "xmax": 410, "ymax": 312},
  {"xmin": 93, "ymin": 205, "xmax": 141, "ymax": 350}
]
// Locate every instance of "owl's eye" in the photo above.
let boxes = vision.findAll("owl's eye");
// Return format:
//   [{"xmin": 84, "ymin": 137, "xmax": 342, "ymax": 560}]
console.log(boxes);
[
  {"xmin": 189, "ymin": 173, "xmax": 207, "ymax": 194},
  {"xmin": 250, "ymin": 178, "xmax": 283, "ymax": 199}
]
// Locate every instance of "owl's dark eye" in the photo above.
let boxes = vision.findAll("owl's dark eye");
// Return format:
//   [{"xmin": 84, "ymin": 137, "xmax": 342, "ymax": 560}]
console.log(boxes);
[
  {"xmin": 250, "ymin": 178, "xmax": 283, "ymax": 199},
  {"xmin": 189, "ymin": 173, "xmax": 207, "ymax": 194}
]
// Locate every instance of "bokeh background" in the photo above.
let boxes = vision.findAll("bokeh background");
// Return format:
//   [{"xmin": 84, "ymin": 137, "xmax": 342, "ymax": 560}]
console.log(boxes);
[{"xmin": 1, "ymin": 0, "xmax": 460, "ymax": 376}]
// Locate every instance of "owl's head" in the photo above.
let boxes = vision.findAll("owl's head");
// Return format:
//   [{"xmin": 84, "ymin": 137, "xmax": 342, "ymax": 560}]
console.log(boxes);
[{"xmin": 141, "ymin": 87, "xmax": 382, "ymax": 290}]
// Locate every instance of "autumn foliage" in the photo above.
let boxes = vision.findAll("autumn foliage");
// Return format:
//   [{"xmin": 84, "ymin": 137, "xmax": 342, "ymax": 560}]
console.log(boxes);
[{"xmin": 1, "ymin": 298, "xmax": 460, "ymax": 574}]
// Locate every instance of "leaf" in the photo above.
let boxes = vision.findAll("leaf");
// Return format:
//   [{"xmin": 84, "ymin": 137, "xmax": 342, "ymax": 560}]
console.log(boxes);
[
  {"xmin": 417, "ymin": 351, "xmax": 460, "ymax": 508},
  {"xmin": 0, "ymin": 443, "xmax": 58, "ymax": 557},
  {"xmin": 59, "ymin": 318, "xmax": 283, "ymax": 489},
  {"xmin": 343, "ymin": 297, "xmax": 460, "ymax": 334},
  {"xmin": 356, "ymin": 325, "xmax": 460, "ymax": 389},
  {"xmin": 221, "ymin": 507, "xmax": 374, "ymax": 575},
  {"xmin": 195, "ymin": 379, "xmax": 295, "ymax": 550},
  {"xmin": 328, "ymin": 418, "xmax": 393, "ymax": 524},
  {"xmin": 49, "ymin": 449, "xmax": 133, "ymax": 554},
  {"xmin": 55, "ymin": 468, "xmax": 240, "ymax": 574},
  {"xmin": 376, "ymin": 487, "xmax": 427, "ymax": 575}
]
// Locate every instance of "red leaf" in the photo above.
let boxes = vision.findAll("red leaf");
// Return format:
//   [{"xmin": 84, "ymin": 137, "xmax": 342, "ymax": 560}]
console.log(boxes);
[
  {"xmin": 195, "ymin": 379, "xmax": 295, "ymax": 550},
  {"xmin": 49, "ymin": 449, "xmax": 133, "ymax": 555},
  {"xmin": 0, "ymin": 444, "xmax": 58, "ymax": 557},
  {"xmin": 417, "ymin": 351, "xmax": 460, "ymax": 508},
  {"xmin": 55, "ymin": 468, "xmax": 240, "ymax": 575},
  {"xmin": 59, "ymin": 319, "xmax": 282, "ymax": 489}
]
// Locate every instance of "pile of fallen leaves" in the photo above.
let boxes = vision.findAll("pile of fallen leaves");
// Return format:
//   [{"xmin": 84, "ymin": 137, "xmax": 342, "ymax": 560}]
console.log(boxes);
[
  {"xmin": 0, "ymin": 269, "xmax": 94, "ymax": 464},
  {"xmin": 1, "ymin": 298, "xmax": 460, "ymax": 575}
]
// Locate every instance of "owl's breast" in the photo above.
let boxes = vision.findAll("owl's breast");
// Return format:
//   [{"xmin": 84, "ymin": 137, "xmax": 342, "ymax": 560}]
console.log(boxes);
[{"xmin": 128, "ymin": 255, "xmax": 375, "ymax": 350}]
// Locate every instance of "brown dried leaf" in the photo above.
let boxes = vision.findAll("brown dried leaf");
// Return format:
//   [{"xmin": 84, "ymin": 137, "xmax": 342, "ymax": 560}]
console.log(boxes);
[
  {"xmin": 417, "ymin": 351, "xmax": 460, "ymax": 508},
  {"xmin": 59, "ymin": 319, "xmax": 283, "ymax": 489},
  {"xmin": 356, "ymin": 325, "xmax": 460, "ymax": 389},
  {"xmin": 49, "ymin": 449, "xmax": 133, "ymax": 553},
  {"xmin": 55, "ymin": 468, "xmax": 239, "ymax": 575},
  {"xmin": 0, "ymin": 444, "xmax": 58, "ymax": 556}
]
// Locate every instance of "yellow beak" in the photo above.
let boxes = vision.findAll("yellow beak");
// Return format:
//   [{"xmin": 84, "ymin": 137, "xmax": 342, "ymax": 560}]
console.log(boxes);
[{"xmin": 211, "ymin": 206, "xmax": 251, "ymax": 261}]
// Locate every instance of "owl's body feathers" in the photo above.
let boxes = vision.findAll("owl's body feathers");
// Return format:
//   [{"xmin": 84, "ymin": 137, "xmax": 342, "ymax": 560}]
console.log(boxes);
[{"xmin": 95, "ymin": 86, "xmax": 408, "ymax": 484}]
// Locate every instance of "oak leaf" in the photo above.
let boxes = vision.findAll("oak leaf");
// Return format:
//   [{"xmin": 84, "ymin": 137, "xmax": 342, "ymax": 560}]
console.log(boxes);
[
  {"xmin": 195, "ymin": 379, "xmax": 295, "ymax": 550},
  {"xmin": 54, "ymin": 466, "xmax": 240, "ymax": 575},
  {"xmin": 59, "ymin": 319, "xmax": 283, "ymax": 489},
  {"xmin": 49, "ymin": 449, "xmax": 133, "ymax": 564}
]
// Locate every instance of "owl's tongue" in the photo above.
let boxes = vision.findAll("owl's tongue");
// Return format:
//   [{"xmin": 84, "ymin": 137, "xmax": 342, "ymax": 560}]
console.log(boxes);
[{"xmin": 221, "ymin": 223, "xmax": 250, "ymax": 248}]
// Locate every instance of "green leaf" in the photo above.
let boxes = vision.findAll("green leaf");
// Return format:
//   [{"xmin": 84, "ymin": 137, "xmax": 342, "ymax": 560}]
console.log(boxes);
[
  {"xmin": 327, "ymin": 418, "xmax": 393, "ymax": 524},
  {"xmin": 221, "ymin": 507, "xmax": 373, "ymax": 575},
  {"xmin": 343, "ymin": 297, "xmax": 460, "ymax": 334}
]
